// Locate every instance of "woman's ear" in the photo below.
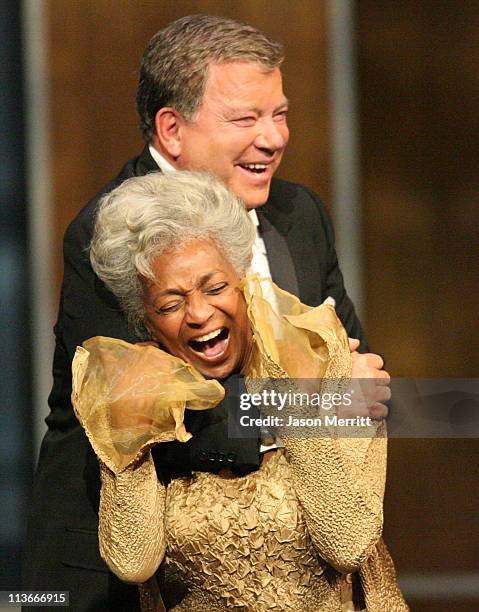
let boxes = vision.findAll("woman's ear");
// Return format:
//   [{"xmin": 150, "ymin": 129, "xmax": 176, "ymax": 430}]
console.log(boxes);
[{"xmin": 154, "ymin": 107, "xmax": 183, "ymax": 159}]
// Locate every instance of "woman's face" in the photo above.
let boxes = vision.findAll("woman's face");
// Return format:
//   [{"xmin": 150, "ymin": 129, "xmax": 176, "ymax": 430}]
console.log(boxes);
[{"xmin": 143, "ymin": 239, "xmax": 251, "ymax": 380}]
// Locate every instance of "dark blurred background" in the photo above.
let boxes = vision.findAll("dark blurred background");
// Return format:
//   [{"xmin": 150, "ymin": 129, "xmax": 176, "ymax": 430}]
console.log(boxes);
[{"xmin": 2, "ymin": 2, "xmax": 478, "ymax": 610}]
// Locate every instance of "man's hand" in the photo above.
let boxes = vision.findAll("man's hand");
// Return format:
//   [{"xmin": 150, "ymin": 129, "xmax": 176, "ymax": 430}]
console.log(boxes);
[{"xmin": 343, "ymin": 338, "xmax": 390, "ymax": 421}]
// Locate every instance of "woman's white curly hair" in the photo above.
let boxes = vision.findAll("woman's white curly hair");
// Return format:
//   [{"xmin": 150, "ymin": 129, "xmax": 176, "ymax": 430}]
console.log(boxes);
[{"xmin": 90, "ymin": 171, "xmax": 255, "ymax": 337}]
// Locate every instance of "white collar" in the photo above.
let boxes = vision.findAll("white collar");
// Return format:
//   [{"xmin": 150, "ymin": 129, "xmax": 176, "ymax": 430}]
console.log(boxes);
[
  {"xmin": 248, "ymin": 208, "xmax": 260, "ymax": 227},
  {"xmin": 148, "ymin": 145, "xmax": 176, "ymax": 173}
]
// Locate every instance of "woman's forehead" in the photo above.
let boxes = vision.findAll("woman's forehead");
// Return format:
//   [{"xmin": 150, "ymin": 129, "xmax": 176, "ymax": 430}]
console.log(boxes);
[{"xmin": 146, "ymin": 239, "xmax": 240, "ymax": 295}]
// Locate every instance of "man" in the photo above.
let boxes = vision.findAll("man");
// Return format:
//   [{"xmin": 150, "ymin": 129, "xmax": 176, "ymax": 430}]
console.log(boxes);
[{"xmin": 23, "ymin": 15, "xmax": 381, "ymax": 610}]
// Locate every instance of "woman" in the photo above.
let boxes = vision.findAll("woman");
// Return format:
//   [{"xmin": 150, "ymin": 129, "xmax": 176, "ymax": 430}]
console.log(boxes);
[{"xmin": 72, "ymin": 172, "xmax": 408, "ymax": 611}]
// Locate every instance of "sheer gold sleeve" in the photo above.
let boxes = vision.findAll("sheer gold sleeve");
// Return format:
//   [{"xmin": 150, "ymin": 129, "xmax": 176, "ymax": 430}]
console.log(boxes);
[
  {"xmin": 71, "ymin": 337, "xmax": 224, "ymax": 583},
  {"xmin": 71, "ymin": 336, "xmax": 224, "ymax": 473},
  {"xmin": 243, "ymin": 276, "xmax": 386, "ymax": 574}
]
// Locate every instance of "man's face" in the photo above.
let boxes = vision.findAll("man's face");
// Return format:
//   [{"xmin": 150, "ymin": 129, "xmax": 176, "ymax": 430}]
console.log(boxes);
[{"xmin": 175, "ymin": 62, "xmax": 289, "ymax": 209}]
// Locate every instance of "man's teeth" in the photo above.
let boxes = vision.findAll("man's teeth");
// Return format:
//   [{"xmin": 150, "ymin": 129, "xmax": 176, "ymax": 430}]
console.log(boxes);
[
  {"xmin": 193, "ymin": 328, "xmax": 223, "ymax": 343},
  {"xmin": 242, "ymin": 163, "xmax": 268, "ymax": 170}
]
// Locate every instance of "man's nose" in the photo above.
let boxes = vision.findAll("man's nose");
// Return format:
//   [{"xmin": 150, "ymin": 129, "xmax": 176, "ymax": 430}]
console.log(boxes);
[
  {"xmin": 185, "ymin": 294, "xmax": 215, "ymax": 327},
  {"xmin": 254, "ymin": 118, "xmax": 288, "ymax": 152}
]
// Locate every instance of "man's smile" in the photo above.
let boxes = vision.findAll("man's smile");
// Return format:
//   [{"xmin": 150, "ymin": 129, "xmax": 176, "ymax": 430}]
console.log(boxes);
[
  {"xmin": 235, "ymin": 161, "xmax": 274, "ymax": 183},
  {"xmin": 237, "ymin": 162, "xmax": 270, "ymax": 173}
]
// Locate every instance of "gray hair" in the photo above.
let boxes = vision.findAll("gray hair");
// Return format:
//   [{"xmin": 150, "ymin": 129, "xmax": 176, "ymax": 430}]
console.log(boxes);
[
  {"xmin": 137, "ymin": 14, "xmax": 284, "ymax": 141},
  {"xmin": 90, "ymin": 171, "xmax": 255, "ymax": 337}
]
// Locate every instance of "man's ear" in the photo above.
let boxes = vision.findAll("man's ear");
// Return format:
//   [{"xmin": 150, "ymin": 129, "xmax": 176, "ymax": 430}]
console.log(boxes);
[{"xmin": 154, "ymin": 107, "xmax": 183, "ymax": 159}]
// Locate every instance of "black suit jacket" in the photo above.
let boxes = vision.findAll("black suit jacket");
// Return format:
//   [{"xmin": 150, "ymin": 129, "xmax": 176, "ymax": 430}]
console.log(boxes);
[{"xmin": 22, "ymin": 147, "xmax": 366, "ymax": 611}]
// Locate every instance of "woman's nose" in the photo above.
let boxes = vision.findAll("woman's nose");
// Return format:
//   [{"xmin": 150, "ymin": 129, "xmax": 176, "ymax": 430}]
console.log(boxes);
[{"xmin": 185, "ymin": 294, "xmax": 215, "ymax": 327}]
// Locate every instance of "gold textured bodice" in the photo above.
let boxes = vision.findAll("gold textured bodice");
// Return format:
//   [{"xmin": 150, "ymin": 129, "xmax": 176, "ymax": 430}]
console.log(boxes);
[
  {"xmin": 164, "ymin": 450, "xmax": 336, "ymax": 610},
  {"xmin": 72, "ymin": 277, "xmax": 409, "ymax": 611}
]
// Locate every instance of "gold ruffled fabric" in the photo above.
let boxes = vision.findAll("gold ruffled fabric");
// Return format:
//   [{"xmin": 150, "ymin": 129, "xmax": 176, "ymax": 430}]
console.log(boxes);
[
  {"xmin": 242, "ymin": 275, "xmax": 346, "ymax": 381},
  {"xmin": 71, "ymin": 276, "xmax": 408, "ymax": 611},
  {"xmin": 72, "ymin": 337, "xmax": 224, "ymax": 472}
]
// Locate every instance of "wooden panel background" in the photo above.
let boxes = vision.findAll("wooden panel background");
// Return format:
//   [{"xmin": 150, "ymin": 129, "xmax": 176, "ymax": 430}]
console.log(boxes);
[
  {"xmin": 357, "ymin": 2, "xmax": 479, "ymax": 610},
  {"xmin": 46, "ymin": 0, "xmax": 331, "ymax": 291},
  {"xmin": 45, "ymin": 1, "xmax": 478, "ymax": 609}
]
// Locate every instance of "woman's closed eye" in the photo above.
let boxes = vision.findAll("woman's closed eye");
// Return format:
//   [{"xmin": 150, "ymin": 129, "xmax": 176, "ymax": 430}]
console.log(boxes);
[
  {"xmin": 155, "ymin": 284, "xmax": 226, "ymax": 313},
  {"xmin": 156, "ymin": 299, "xmax": 184, "ymax": 314},
  {"xmin": 205, "ymin": 282, "xmax": 228, "ymax": 295}
]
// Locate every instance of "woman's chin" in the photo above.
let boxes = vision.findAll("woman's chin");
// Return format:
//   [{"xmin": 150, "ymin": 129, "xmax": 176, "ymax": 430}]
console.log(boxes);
[
  {"xmin": 195, "ymin": 361, "xmax": 236, "ymax": 381},
  {"xmin": 188, "ymin": 352, "xmax": 238, "ymax": 380}
]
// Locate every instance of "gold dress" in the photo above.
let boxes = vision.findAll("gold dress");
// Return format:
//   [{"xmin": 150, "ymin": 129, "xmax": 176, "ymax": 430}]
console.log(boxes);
[{"xmin": 72, "ymin": 277, "xmax": 408, "ymax": 612}]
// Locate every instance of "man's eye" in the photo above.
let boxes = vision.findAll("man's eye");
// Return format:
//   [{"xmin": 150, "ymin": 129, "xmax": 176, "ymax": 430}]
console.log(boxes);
[
  {"xmin": 206, "ymin": 283, "xmax": 227, "ymax": 295},
  {"xmin": 232, "ymin": 116, "xmax": 256, "ymax": 127},
  {"xmin": 274, "ymin": 110, "xmax": 288, "ymax": 122}
]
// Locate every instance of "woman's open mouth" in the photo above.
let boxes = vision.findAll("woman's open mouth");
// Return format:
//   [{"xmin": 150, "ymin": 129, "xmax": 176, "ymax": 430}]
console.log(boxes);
[{"xmin": 189, "ymin": 327, "xmax": 230, "ymax": 361}]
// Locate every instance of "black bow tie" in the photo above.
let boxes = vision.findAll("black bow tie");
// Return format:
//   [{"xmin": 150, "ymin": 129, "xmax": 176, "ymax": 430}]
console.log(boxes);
[{"xmin": 152, "ymin": 373, "xmax": 261, "ymax": 483}]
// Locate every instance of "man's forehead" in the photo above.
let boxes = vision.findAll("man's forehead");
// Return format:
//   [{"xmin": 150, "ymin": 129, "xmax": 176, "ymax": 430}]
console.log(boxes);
[
  {"xmin": 203, "ymin": 61, "xmax": 286, "ymax": 103},
  {"xmin": 206, "ymin": 60, "xmax": 282, "ymax": 83},
  {"xmin": 219, "ymin": 98, "xmax": 290, "ymax": 115}
]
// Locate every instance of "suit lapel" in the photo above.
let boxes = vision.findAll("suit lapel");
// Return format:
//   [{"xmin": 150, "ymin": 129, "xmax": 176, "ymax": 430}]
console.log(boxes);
[
  {"xmin": 257, "ymin": 207, "xmax": 299, "ymax": 296},
  {"xmin": 259, "ymin": 179, "xmax": 324, "ymax": 305}
]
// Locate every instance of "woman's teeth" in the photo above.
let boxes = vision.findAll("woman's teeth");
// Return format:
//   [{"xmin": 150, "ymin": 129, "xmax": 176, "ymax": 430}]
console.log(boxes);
[
  {"xmin": 193, "ymin": 328, "xmax": 223, "ymax": 343},
  {"xmin": 189, "ymin": 328, "xmax": 229, "ymax": 356}
]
